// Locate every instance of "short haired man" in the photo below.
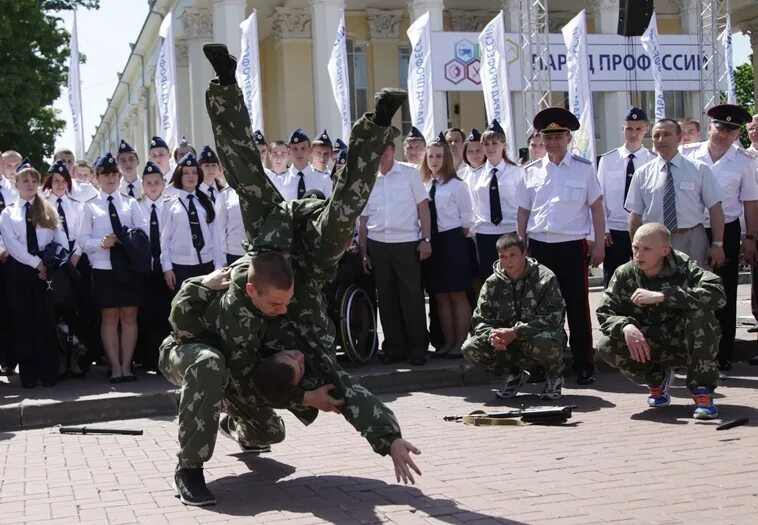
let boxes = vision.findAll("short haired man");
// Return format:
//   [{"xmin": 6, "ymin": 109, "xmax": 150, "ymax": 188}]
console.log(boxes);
[
  {"xmin": 626, "ymin": 119, "xmax": 725, "ymax": 268},
  {"xmin": 445, "ymin": 127, "xmax": 467, "ymax": 177},
  {"xmin": 678, "ymin": 117, "xmax": 701, "ymax": 145},
  {"xmin": 310, "ymin": 129, "xmax": 333, "ymax": 174},
  {"xmin": 462, "ymin": 233, "xmax": 566, "ymax": 399},
  {"xmin": 0, "ymin": 152, "xmax": 19, "ymax": 376},
  {"xmin": 116, "ymin": 140, "xmax": 142, "ymax": 198},
  {"xmin": 747, "ymin": 114, "xmax": 758, "ymax": 154},
  {"xmin": 597, "ymin": 223, "xmax": 725, "ymax": 420},
  {"xmin": 53, "ymin": 148, "xmax": 76, "ymax": 175},
  {"xmin": 70, "ymin": 160, "xmax": 99, "ymax": 201},
  {"xmin": 516, "ymin": 107, "xmax": 606, "ymax": 385},
  {"xmin": 527, "ymin": 131, "xmax": 545, "ymax": 162},
  {"xmin": 148, "ymin": 136, "xmax": 172, "ymax": 178},
  {"xmin": 403, "ymin": 126, "xmax": 426, "ymax": 166},
  {"xmin": 265, "ymin": 139, "xmax": 290, "ymax": 195},
  {"xmin": 282, "ymin": 128, "xmax": 332, "ymax": 200},
  {"xmin": 597, "ymin": 107, "xmax": 654, "ymax": 287},
  {"xmin": 1, "ymin": 150, "xmax": 22, "ymax": 184}
]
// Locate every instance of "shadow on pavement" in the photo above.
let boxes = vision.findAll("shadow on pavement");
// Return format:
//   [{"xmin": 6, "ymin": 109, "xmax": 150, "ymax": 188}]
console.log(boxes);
[
  {"xmin": 461, "ymin": 388, "xmax": 616, "ymax": 414},
  {"xmin": 205, "ymin": 457, "xmax": 526, "ymax": 524},
  {"xmin": 630, "ymin": 402, "xmax": 758, "ymax": 426}
]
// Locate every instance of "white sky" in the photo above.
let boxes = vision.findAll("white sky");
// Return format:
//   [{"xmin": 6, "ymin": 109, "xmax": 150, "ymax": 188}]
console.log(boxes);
[{"xmin": 52, "ymin": 0, "xmax": 755, "ymax": 155}]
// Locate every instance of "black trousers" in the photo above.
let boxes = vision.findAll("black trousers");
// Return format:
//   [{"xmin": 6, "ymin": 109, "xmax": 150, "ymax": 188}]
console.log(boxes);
[
  {"xmin": 529, "ymin": 238, "xmax": 593, "ymax": 373},
  {"xmin": 603, "ymin": 230, "xmax": 632, "ymax": 287},
  {"xmin": 475, "ymin": 233, "xmax": 506, "ymax": 280},
  {"xmin": 707, "ymin": 220, "xmax": 740, "ymax": 359},
  {"xmin": 0, "ymin": 260, "xmax": 15, "ymax": 370},
  {"xmin": 170, "ymin": 261, "xmax": 215, "ymax": 298},
  {"xmin": 137, "ymin": 268, "xmax": 172, "ymax": 371},
  {"xmin": 5, "ymin": 257, "xmax": 59, "ymax": 386}
]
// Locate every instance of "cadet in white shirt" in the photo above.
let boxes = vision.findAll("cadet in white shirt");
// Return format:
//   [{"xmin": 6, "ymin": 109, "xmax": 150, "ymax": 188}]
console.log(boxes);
[
  {"xmin": 160, "ymin": 152, "xmax": 219, "ymax": 294},
  {"xmin": 527, "ymin": 131, "xmax": 546, "ymax": 163},
  {"xmin": 403, "ymin": 126, "xmax": 426, "ymax": 166},
  {"xmin": 626, "ymin": 118, "xmax": 725, "ymax": 269},
  {"xmin": 1, "ymin": 150, "xmax": 22, "ymax": 185},
  {"xmin": 461, "ymin": 129, "xmax": 486, "ymax": 181},
  {"xmin": 468, "ymin": 119, "xmax": 523, "ymax": 280},
  {"xmin": 0, "ymin": 157, "xmax": 19, "ymax": 376},
  {"xmin": 265, "ymin": 139, "xmax": 290, "ymax": 195},
  {"xmin": 71, "ymin": 160, "xmax": 99, "ymax": 201},
  {"xmin": 1, "ymin": 162, "xmax": 68, "ymax": 387},
  {"xmin": 311, "ymin": 129, "xmax": 333, "ymax": 174},
  {"xmin": 420, "ymin": 133, "xmax": 474, "ymax": 359},
  {"xmin": 79, "ymin": 153, "xmax": 148, "ymax": 383},
  {"xmin": 137, "ymin": 161, "xmax": 170, "ymax": 372},
  {"xmin": 197, "ymin": 145, "xmax": 228, "ymax": 205},
  {"xmin": 516, "ymin": 107, "xmax": 606, "ymax": 386},
  {"xmin": 278, "ymin": 129, "xmax": 332, "ymax": 200},
  {"xmin": 748, "ymin": 115, "xmax": 758, "ymax": 154},
  {"xmin": 444, "ymin": 128, "xmax": 468, "ymax": 178},
  {"xmin": 116, "ymin": 140, "xmax": 143, "ymax": 199},
  {"xmin": 252, "ymin": 129, "xmax": 269, "ymax": 164},
  {"xmin": 597, "ymin": 107, "xmax": 655, "ymax": 286},
  {"xmin": 678, "ymin": 117, "xmax": 702, "ymax": 146},
  {"xmin": 147, "ymin": 136, "xmax": 173, "ymax": 181},
  {"xmin": 360, "ymin": 138, "xmax": 432, "ymax": 366},
  {"xmin": 680, "ymin": 104, "xmax": 758, "ymax": 371}
]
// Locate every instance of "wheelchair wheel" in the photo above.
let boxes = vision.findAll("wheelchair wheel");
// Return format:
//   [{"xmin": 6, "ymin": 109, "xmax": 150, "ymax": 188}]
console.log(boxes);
[{"xmin": 339, "ymin": 284, "xmax": 377, "ymax": 365}]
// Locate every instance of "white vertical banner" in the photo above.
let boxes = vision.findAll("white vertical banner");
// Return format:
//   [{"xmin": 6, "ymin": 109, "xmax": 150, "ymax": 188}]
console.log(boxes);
[
  {"xmin": 562, "ymin": 11, "xmax": 596, "ymax": 165},
  {"xmin": 67, "ymin": 10, "xmax": 85, "ymax": 158},
  {"xmin": 236, "ymin": 10, "xmax": 264, "ymax": 132},
  {"xmin": 478, "ymin": 11, "xmax": 515, "ymax": 160},
  {"xmin": 327, "ymin": 10, "xmax": 352, "ymax": 141},
  {"xmin": 156, "ymin": 12, "xmax": 178, "ymax": 149},
  {"xmin": 720, "ymin": 13, "xmax": 736, "ymax": 104},
  {"xmin": 407, "ymin": 12, "xmax": 435, "ymax": 142},
  {"xmin": 640, "ymin": 12, "xmax": 666, "ymax": 120}
]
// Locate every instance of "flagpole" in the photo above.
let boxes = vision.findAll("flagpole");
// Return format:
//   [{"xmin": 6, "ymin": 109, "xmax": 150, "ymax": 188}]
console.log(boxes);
[{"xmin": 74, "ymin": 10, "xmax": 85, "ymax": 155}]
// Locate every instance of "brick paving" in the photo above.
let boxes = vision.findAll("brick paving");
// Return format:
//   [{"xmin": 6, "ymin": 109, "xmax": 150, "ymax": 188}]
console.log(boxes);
[{"xmin": 1, "ymin": 364, "xmax": 758, "ymax": 524}]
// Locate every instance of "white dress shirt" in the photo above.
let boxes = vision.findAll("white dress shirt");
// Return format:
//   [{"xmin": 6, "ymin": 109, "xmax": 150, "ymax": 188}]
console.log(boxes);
[
  {"xmin": 70, "ymin": 180, "xmax": 98, "ymax": 202},
  {"xmin": 78, "ymin": 190, "xmax": 148, "ymax": 270},
  {"xmin": 680, "ymin": 141, "xmax": 758, "ymax": 224},
  {"xmin": 118, "ymin": 176, "xmax": 143, "ymax": 199},
  {"xmin": 0, "ymin": 197, "xmax": 69, "ymax": 269},
  {"xmin": 45, "ymin": 192, "xmax": 84, "ymax": 255},
  {"xmin": 265, "ymin": 168, "xmax": 289, "ymax": 197},
  {"xmin": 597, "ymin": 145, "xmax": 655, "ymax": 232},
  {"xmin": 198, "ymin": 181, "xmax": 224, "ymax": 206},
  {"xmin": 625, "ymin": 153, "xmax": 722, "ymax": 228},
  {"xmin": 214, "ymin": 188, "xmax": 246, "ymax": 265},
  {"xmin": 278, "ymin": 164, "xmax": 333, "ymax": 200},
  {"xmin": 425, "ymin": 176, "xmax": 474, "ymax": 233},
  {"xmin": 361, "ymin": 161, "xmax": 428, "ymax": 243},
  {"xmin": 160, "ymin": 190, "xmax": 218, "ymax": 270},
  {"xmin": 747, "ymin": 144, "xmax": 757, "ymax": 154},
  {"xmin": 0, "ymin": 180, "xmax": 19, "ymax": 253},
  {"xmin": 468, "ymin": 160, "xmax": 523, "ymax": 235},
  {"xmin": 516, "ymin": 153, "xmax": 603, "ymax": 242}
]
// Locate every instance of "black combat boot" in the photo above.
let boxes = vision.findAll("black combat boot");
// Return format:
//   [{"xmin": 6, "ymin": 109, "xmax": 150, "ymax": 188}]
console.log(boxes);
[
  {"xmin": 202, "ymin": 43, "xmax": 237, "ymax": 86},
  {"xmin": 371, "ymin": 88, "xmax": 407, "ymax": 127},
  {"xmin": 174, "ymin": 467, "xmax": 216, "ymax": 506}
]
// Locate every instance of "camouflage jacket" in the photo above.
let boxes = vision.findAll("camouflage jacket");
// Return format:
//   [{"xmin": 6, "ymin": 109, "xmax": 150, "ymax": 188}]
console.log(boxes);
[
  {"xmin": 469, "ymin": 258, "xmax": 566, "ymax": 345},
  {"xmin": 596, "ymin": 249, "xmax": 726, "ymax": 339}
]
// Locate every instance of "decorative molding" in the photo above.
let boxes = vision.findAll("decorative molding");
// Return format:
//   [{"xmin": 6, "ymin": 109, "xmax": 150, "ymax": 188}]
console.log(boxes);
[
  {"xmin": 146, "ymin": 65, "xmax": 157, "ymax": 86},
  {"xmin": 271, "ymin": 6, "xmax": 312, "ymax": 41},
  {"xmin": 448, "ymin": 9, "xmax": 493, "ymax": 32},
  {"xmin": 180, "ymin": 8, "xmax": 213, "ymax": 40},
  {"xmin": 175, "ymin": 40, "xmax": 189, "ymax": 67},
  {"xmin": 745, "ymin": 24, "xmax": 758, "ymax": 49},
  {"xmin": 366, "ymin": 8, "xmax": 404, "ymax": 40}
]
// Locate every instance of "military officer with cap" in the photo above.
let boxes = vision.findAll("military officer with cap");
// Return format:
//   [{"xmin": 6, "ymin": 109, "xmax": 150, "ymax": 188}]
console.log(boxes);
[
  {"xmin": 625, "ymin": 119, "xmax": 725, "ymax": 269},
  {"xmin": 116, "ymin": 140, "xmax": 143, "ymax": 199},
  {"xmin": 679, "ymin": 104, "xmax": 758, "ymax": 371},
  {"xmin": 597, "ymin": 107, "xmax": 655, "ymax": 286},
  {"xmin": 280, "ymin": 129, "xmax": 332, "ymax": 200},
  {"xmin": 403, "ymin": 126, "xmax": 426, "ymax": 167},
  {"xmin": 516, "ymin": 107, "xmax": 606, "ymax": 385}
]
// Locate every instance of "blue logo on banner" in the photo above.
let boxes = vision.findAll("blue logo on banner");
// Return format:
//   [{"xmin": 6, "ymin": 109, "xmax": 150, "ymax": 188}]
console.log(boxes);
[{"xmin": 454, "ymin": 40, "xmax": 477, "ymax": 65}]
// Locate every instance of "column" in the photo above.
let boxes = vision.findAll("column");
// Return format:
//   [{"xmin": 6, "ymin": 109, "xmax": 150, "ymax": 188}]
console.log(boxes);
[
  {"xmin": 593, "ymin": 0, "xmax": 628, "ymax": 154},
  {"xmin": 310, "ymin": 0, "xmax": 345, "ymax": 138},
  {"xmin": 174, "ymin": 39, "xmax": 192, "ymax": 145},
  {"xmin": 181, "ymin": 7, "xmax": 215, "ymax": 149},
  {"xmin": 449, "ymin": 9, "xmax": 490, "ymax": 138},
  {"xmin": 133, "ymin": 91, "xmax": 148, "ymax": 162},
  {"xmin": 211, "ymin": 0, "xmax": 247, "ymax": 58},
  {"xmin": 408, "ymin": 0, "xmax": 449, "ymax": 132},
  {"xmin": 679, "ymin": 0, "xmax": 702, "ymax": 120},
  {"xmin": 367, "ymin": 9, "xmax": 404, "ymax": 134}
]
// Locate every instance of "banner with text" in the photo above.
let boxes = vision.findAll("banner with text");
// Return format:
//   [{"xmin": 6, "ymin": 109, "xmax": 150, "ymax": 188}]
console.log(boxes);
[
  {"xmin": 721, "ymin": 14, "xmax": 736, "ymax": 104},
  {"xmin": 640, "ymin": 11, "xmax": 665, "ymax": 120},
  {"xmin": 67, "ymin": 10, "xmax": 85, "ymax": 158},
  {"xmin": 237, "ymin": 10, "xmax": 264, "ymax": 132},
  {"xmin": 562, "ymin": 11, "xmax": 595, "ymax": 165},
  {"xmin": 407, "ymin": 12, "xmax": 436, "ymax": 142},
  {"xmin": 432, "ymin": 31, "xmax": 721, "ymax": 92},
  {"xmin": 328, "ymin": 11, "xmax": 352, "ymax": 141},
  {"xmin": 156, "ymin": 12, "xmax": 178, "ymax": 148}
]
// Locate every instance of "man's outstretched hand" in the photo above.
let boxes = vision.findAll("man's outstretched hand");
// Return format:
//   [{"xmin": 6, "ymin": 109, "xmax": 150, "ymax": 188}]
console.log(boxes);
[{"xmin": 389, "ymin": 438, "xmax": 422, "ymax": 484}]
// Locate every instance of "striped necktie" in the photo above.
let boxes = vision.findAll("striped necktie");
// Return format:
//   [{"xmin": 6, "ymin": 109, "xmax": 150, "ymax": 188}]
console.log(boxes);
[{"xmin": 663, "ymin": 161, "xmax": 677, "ymax": 232}]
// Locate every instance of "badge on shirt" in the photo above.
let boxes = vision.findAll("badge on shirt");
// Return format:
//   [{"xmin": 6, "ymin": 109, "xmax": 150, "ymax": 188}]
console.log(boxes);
[{"xmin": 679, "ymin": 181, "xmax": 696, "ymax": 191}]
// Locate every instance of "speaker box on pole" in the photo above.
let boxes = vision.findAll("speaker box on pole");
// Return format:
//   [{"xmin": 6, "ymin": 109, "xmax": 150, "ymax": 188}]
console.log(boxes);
[{"xmin": 617, "ymin": 0, "xmax": 655, "ymax": 37}]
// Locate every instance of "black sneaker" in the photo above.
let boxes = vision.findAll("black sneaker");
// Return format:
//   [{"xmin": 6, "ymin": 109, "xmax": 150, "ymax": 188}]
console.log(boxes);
[
  {"xmin": 174, "ymin": 468, "xmax": 216, "ymax": 506},
  {"xmin": 218, "ymin": 414, "xmax": 272, "ymax": 454}
]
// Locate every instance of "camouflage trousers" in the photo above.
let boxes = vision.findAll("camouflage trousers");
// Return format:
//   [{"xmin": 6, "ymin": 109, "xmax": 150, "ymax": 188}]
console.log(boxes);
[
  {"xmin": 597, "ymin": 310, "xmax": 720, "ymax": 391},
  {"xmin": 159, "ymin": 340, "xmax": 285, "ymax": 468},
  {"xmin": 462, "ymin": 332, "xmax": 566, "ymax": 378}
]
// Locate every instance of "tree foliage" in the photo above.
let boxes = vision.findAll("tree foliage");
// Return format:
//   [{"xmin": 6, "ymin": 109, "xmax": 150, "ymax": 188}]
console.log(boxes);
[
  {"xmin": 735, "ymin": 58, "xmax": 755, "ymax": 148},
  {"xmin": 0, "ymin": 0, "xmax": 99, "ymax": 167}
]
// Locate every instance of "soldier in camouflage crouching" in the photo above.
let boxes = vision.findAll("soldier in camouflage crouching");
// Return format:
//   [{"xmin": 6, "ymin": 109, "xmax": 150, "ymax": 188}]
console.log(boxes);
[
  {"xmin": 462, "ymin": 233, "xmax": 567, "ymax": 400},
  {"xmin": 596, "ymin": 223, "xmax": 726, "ymax": 420}
]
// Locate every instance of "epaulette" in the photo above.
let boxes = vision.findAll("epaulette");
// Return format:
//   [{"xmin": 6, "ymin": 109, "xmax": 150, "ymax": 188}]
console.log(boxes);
[
  {"xmin": 524, "ymin": 158, "xmax": 542, "ymax": 169},
  {"xmin": 120, "ymin": 192, "xmax": 134, "ymax": 200},
  {"xmin": 572, "ymin": 154, "xmax": 592, "ymax": 165},
  {"xmin": 680, "ymin": 142, "xmax": 701, "ymax": 152},
  {"xmin": 736, "ymin": 147, "xmax": 758, "ymax": 161},
  {"xmin": 85, "ymin": 195, "xmax": 98, "ymax": 203},
  {"xmin": 67, "ymin": 196, "xmax": 80, "ymax": 203},
  {"xmin": 600, "ymin": 148, "xmax": 618, "ymax": 157}
]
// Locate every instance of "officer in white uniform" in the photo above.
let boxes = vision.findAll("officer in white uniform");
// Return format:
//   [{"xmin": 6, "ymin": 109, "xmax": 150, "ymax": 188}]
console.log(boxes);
[
  {"xmin": 117, "ymin": 140, "xmax": 143, "ymax": 199},
  {"xmin": 403, "ymin": 127, "xmax": 426, "ymax": 167},
  {"xmin": 597, "ymin": 107, "xmax": 655, "ymax": 286},
  {"xmin": 279, "ymin": 129, "xmax": 332, "ymax": 200},
  {"xmin": 516, "ymin": 107, "xmax": 606, "ymax": 386},
  {"xmin": 680, "ymin": 104, "xmax": 758, "ymax": 370},
  {"xmin": 626, "ymin": 118, "xmax": 725, "ymax": 269},
  {"xmin": 0, "ymin": 158, "xmax": 19, "ymax": 376}
]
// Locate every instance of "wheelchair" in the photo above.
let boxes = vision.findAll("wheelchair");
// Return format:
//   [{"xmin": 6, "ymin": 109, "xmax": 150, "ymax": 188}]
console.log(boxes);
[{"xmin": 322, "ymin": 247, "xmax": 378, "ymax": 365}]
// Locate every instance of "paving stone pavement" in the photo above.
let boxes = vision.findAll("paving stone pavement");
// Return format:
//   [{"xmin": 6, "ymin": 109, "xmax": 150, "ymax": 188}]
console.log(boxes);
[{"xmin": 1, "ymin": 364, "xmax": 757, "ymax": 525}]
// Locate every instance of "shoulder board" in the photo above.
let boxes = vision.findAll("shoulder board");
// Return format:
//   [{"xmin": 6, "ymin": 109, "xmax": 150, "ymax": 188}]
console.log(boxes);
[
  {"xmin": 736, "ymin": 148, "xmax": 758, "ymax": 160},
  {"xmin": 572, "ymin": 155, "xmax": 592, "ymax": 165},
  {"xmin": 600, "ymin": 148, "xmax": 618, "ymax": 157},
  {"xmin": 85, "ymin": 195, "xmax": 98, "ymax": 203},
  {"xmin": 67, "ymin": 196, "xmax": 80, "ymax": 203},
  {"xmin": 680, "ymin": 142, "xmax": 701, "ymax": 152},
  {"xmin": 137, "ymin": 195, "xmax": 146, "ymax": 203},
  {"xmin": 524, "ymin": 158, "xmax": 542, "ymax": 169},
  {"xmin": 120, "ymin": 192, "xmax": 134, "ymax": 199}
]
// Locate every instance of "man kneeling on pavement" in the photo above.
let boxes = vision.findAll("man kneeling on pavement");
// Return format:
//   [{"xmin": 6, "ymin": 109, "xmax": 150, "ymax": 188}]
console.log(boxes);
[
  {"xmin": 597, "ymin": 222, "xmax": 726, "ymax": 420},
  {"xmin": 462, "ymin": 233, "xmax": 567, "ymax": 399}
]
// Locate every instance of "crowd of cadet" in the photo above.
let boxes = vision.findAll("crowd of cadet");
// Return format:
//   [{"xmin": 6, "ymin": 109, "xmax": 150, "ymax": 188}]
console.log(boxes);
[{"xmin": 1, "ymin": 100, "xmax": 758, "ymax": 421}]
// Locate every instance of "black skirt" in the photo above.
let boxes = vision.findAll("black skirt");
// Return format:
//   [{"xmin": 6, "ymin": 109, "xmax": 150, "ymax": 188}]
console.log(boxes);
[
  {"xmin": 423, "ymin": 228, "xmax": 472, "ymax": 294},
  {"xmin": 92, "ymin": 269, "xmax": 143, "ymax": 309}
]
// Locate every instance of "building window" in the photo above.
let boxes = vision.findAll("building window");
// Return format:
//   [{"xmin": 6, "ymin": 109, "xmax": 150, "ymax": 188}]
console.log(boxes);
[
  {"xmin": 631, "ymin": 91, "xmax": 687, "ymax": 120},
  {"xmin": 347, "ymin": 39, "xmax": 368, "ymax": 126}
]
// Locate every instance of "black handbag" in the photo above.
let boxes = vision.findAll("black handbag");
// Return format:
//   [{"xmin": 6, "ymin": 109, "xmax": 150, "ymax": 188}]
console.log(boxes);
[{"xmin": 121, "ymin": 227, "xmax": 151, "ymax": 276}]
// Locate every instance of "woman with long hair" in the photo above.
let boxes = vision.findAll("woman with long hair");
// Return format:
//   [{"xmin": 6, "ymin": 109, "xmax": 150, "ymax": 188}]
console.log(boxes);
[
  {"xmin": 0, "ymin": 162, "xmax": 68, "ymax": 387},
  {"xmin": 419, "ymin": 133, "xmax": 474, "ymax": 359}
]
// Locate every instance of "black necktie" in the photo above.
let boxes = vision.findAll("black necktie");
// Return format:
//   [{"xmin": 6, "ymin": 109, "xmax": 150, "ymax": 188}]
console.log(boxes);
[
  {"xmin": 108, "ymin": 195, "xmax": 130, "ymax": 281},
  {"xmin": 429, "ymin": 179, "xmax": 439, "ymax": 235},
  {"xmin": 57, "ymin": 197, "xmax": 69, "ymax": 240},
  {"xmin": 186, "ymin": 194, "xmax": 205, "ymax": 256},
  {"xmin": 107, "ymin": 195, "xmax": 124, "ymax": 236},
  {"xmin": 127, "ymin": 183, "xmax": 135, "ymax": 198},
  {"xmin": 624, "ymin": 153, "xmax": 635, "ymax": 202},
  {"xmin": 150, "ymin": 203, "xmax": 161, "ymax": 270},
  {"xmin": 25, "ymin": 202, "xmax": 39, "ymax": 256},
  {"xmin": 297, "ymin": 171, "xmax": 306, "ymax": 199},
  {"xmin": 208, "ymin": 186, "xmax": 216, "ymax": 204},
  {"xmin": 489, "ymin": 168, "xmax": 502, "ymax": 225},
  {"xmin": 0, "ymin": 189, "xmax": 5, "ymax": 214}
]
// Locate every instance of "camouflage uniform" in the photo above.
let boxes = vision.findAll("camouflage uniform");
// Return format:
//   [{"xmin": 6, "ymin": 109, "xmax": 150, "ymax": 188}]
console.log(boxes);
[
  {"xmin": 596, "ymin": 250, "xmax": 726, "ymax": 391},
  {"xmin": 462, "ymin": 258, "xmax": 567, "ymax": 378}
]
